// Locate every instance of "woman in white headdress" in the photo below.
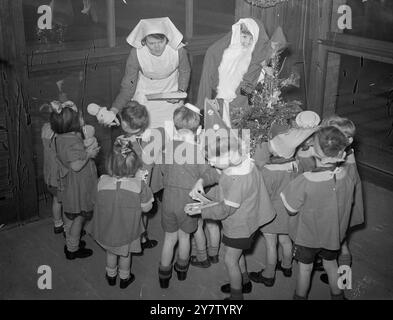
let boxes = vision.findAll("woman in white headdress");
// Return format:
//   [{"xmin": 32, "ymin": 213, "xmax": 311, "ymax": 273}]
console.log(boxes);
[{"xmin": 111, "ymin": 17, "xmax": 191, "ymax": 134}]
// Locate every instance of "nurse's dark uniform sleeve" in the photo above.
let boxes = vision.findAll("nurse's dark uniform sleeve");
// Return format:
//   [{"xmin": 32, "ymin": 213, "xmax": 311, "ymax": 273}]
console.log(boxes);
[
  {"xmin": 280, "ymin": 174, "xmax": 307, "ymax": 216},
  {"xmin": 177, "ymin": 47, "xmax": 191, "ymax": 92},
  {"xmin": 111, "ymin": 49, "xmax": 140, "ymax": 113},
  {"xmin": 140, "ymin": 180, "xmax": 154, "ymax": 211}
]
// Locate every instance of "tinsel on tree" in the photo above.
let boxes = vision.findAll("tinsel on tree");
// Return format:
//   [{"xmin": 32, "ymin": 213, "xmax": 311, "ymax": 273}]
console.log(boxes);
[{"xmin": 231, "ymin": 51, "xmax": 303, "ymax": 154}]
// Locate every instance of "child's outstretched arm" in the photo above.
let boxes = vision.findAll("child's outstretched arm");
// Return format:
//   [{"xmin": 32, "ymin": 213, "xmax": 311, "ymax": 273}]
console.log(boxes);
[
  {"xmin": 201, "ymin": 202, "xmax": 237, "ymax": 221},
  {"xmin": 280, "ymin": 174, "xmax": 307, "ymax": 216},
  {"xmin": 69, "ymin": 144, "xmax": 99, "ymax": 172}
]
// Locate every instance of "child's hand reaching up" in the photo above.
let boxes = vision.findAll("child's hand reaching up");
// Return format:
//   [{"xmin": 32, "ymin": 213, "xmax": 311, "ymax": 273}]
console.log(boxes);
[{"xmin": 87, "ymin": 145, "xmax": 100, "ymax": 159}]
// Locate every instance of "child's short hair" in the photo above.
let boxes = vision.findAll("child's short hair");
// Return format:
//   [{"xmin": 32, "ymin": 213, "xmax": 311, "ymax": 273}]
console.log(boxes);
[
  {"xmin": 106, "ymin": 139, "xmax": 142, "ymax": 178},
  {"xmin": 50, "ymin": 107, "xmax": 81, "ymax": 134},
  {"xmin": 322, "ymin": 115, "xmax": 356, "ymax": 138},
  {"xmin": 173, "ymin": 106, "xmax": 200, "ymax": 133},
  {"xmin": 205, "ymin": 135, "xmax": 242, "ymax": 160},
  {"xmin": 316, "ymin": 126, "xmax": 348, "ymax": 158},
  {"xmin": 120, "ymin": 101, "xmax": 149, "ymax": 134}
]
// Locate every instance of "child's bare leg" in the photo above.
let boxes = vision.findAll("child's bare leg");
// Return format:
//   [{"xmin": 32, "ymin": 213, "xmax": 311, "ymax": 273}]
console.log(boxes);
[
  {"xmin": 239, "ymin": 254, "xmax": 251, "ymax": 285},
  {"xmin": 160, "ymin": 231, "xmax": 178, "ymax": 267},
  {"xmin": 192, "ymin": 219, "xmax": 208, "ymax": 262},
  {"xmin": 106, "ymin": 251, "xmax": 118, "ymax": 277},
  {"xmin": 175, "ymin": 230, "xmax": 191, "ymax": 280},
  {"xmin": 278, "ymin": 234, "xmax": 293, "ymax": 269},
  {"xmin": 295, "ymin": 262, "xmax": 313, "ymax": 299},
  {"xmin": 322, "ymin": 259, "xmax": 342, "ymax": 296},
  {"xmin": 338, "ymin": 240, "xmax": 352, "ymax": 266},
  {"xmin": 263, "ymin": 233, "xmax": 277, "ymax": 278},
  {"xmin": 206, "ymin": 220, "xmax": 220, "ymax": 259},
  {"xmin": 224, "ymin": 246, "xmax": 243, "ymax": 299},
  {"xmin": 52, "ymin": 196, "xmax": 63, "ymax": 229}
]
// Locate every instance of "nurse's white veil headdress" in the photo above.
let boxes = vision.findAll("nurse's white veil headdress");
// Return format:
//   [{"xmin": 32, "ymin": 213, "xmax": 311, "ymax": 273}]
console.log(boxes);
[{"xmin": 126, "ymin": 17, "xmax": 185, "ymax": 50}]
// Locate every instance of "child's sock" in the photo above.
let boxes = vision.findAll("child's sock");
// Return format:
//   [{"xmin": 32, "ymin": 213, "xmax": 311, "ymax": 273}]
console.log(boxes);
[
  {"xmin": 242, "ymin": 272, "xmax": 251, "ymax": 284},
  {"xmin": 66, "ymin": 235, "xmax": 79, "ymax": 253},
  {"xmin": 262, "ymin": 263, "xmax": 276, "ymax": 278},
  {"xmin": 208, "ymin": 245, "xmax": 219, "ymax": 257},
  {"xmin": 158, "ymin": 264, "xmax": 173, "ymax": 278},
  {"xmin": 230, "ymin": 287, "xmax": 244, "ymax": 300},
  {"xmin": 338, "ymin": 253, "xmax": 352, "ymax": 267},
  {"xmin": 282, "ymin": 256, "xmax": 292, "ymax": 269},
  {"xmin": 106, "ymin": 266, "xmax": 117, "ymax": 278},
  {"xmin": 293, "ymin": 292, "xmax": 307, "ymax": 300},
  {"xmin": 53, "ymin": 218, "xmax": 64, "ymax": 228},
  {"xmin": 175, "ymin": 258, "xmax": 189, "ymax": 273},
  {"xmin": 196, "ymin": 248, "xmax": 208, "ymax": 262},
  {"xmin": 119, "ymin": 268, "xmax": 130, "ymax": 280},
  {"xmin": 331, "ymin": 291, "xmax": 346, "ymax": 300}
]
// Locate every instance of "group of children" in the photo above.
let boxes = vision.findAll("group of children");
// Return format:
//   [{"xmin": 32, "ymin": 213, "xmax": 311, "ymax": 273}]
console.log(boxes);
[{"xmin": 41, "ymin": 97, "xmax": 363, "ymax": 299}]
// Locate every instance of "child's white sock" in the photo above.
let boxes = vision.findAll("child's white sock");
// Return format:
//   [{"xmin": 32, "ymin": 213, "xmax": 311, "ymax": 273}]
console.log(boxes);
[
  {"xmin": 119, "ymin": 268, "xmax": 130, "ymax": 280},
  {"xmin": 106, "ymin": 266, "xmax": 117, "ymax": 277}
]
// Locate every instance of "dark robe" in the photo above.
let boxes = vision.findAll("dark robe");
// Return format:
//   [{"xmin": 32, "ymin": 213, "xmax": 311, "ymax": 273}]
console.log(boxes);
[{"xmin": 196, "ymin": 18, "xmax": 274, "ymax": 111}]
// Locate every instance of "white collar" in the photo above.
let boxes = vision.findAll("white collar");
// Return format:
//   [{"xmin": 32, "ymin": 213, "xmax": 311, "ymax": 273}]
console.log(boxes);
[{"xmin": 224, "ymin": 157, "xmax": 254, "ymax": 176}]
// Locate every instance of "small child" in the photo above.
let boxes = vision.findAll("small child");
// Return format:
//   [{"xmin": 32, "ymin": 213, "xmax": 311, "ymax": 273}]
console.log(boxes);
[
  {"xmin": 280, "ymin": 126, "xmax": 355, "ymax": 300},
  {"xmin": 117, "ymin": 101, "xmax": 160, "ymax": 251},
  {"xmin": 153, "ymin": 104, "xmax": 209, "ymax": 288},
  {"xmin": 187, "ymin": 135, "xmax": 275, "ymax": 300},
  {"xmin": 250, "ymin": 111, "xmax": 320, "ymax": 287},
  {"xmin": 318, "ymin": 115, "xmax": 364, "ymax": 284},
  {"xmin": 50, "ymin": 101, "xmax": 98, "ymax": 259},
  {"xmin": 89, "ymin": 139, "xmax": 154, "ymax": 289},
  {"xmin": 41, "ymin": 112, "xmax": 63, "ymax": 234}
]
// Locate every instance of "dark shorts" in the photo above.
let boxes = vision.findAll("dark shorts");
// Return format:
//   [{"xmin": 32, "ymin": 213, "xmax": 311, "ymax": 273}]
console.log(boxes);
[
  {"xmin": 46, "ymin": 185, "xmax": 58, "ymax": 197},
  {"xmin": 161, "ymin": 211, "xmax": 198, "ymax": 234},
  {"xmin": 64, "ymin": 211, "xmax": 93, "ymax": 221},
  {"xmin": 222, "ymin": 232, "xmax": 256, "ymax": 250},
  {"xmin": 293, "ymin": 244, "xmax": 339, "ymax": 264}
]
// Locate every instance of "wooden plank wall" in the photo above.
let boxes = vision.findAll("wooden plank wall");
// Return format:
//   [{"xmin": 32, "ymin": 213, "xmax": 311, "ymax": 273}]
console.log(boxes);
[{"xmin": 0, "ymin": 0, "xmax": 38, "ymax": 224}]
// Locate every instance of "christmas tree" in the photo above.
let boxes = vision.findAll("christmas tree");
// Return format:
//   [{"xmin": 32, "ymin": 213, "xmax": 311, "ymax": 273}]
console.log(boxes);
[{"xmin": 231, "ymin": 50, "xmax": 303, "ymax": 155}]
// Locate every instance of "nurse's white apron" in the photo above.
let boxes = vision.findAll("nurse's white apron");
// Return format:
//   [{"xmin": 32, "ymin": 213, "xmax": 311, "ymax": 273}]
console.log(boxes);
[{"xmin": 133, "ymin": 45, "xmax": 181, "ymax": 136}]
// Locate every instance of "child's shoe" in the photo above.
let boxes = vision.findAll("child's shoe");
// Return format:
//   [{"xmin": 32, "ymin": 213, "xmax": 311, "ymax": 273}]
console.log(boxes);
[
  {"xmin": 208, "ymin": 255, "xmax": 219, "ymax": 264},
  {"xmin": 174, "ymin": 262, "xmax": 189, "ymax": 281},
  {"xmin": 141, "ymin": 237, "xmax": 158, "ymax": 250},
  {"xmin": 190, "ymin": 256, "xmax": 211, "ymax": 268},
  {"xmin": 158, "ymin": 265, "xmax": 172, "ymax": 289},
  {"xmin": 220, "ymin": 281, "xmax": 252, "ymax": 294},
  {"xmin": 320, "ymin": 272, "xmax": 329, "ymax": 285},
  {"xmin": 64, "ymin": 246, "xmax": 93, "ymax": 260},
  {"xmin": 276, "ymin": 261, "xmax": 292, "ymax": 277},
  {"xmin": 120, "ymin": 274, "xmax": 135, "ymax": 289},
  {"xmin": 54, "ymin": 225, "xmax": 64, "ymax": 234},
  {"xmin": 105, "ymin": 274, "xmax": 117, "ymax": 286},
  {"xmin": 248, "ymin": 270, "xmax": 275, "ymax": 287}
]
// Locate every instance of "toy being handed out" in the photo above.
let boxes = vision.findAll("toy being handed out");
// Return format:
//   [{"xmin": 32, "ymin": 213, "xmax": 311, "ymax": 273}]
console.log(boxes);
[
  {"xmin": 82, "ymin": 124, "xmax": 99, "ymax": 153},
  {"xmin": 87, "ymin": 103, "xmax": 120, "ymax": 127}
]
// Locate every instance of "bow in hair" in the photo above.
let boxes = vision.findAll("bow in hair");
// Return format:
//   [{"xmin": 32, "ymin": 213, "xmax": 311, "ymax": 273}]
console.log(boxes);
[
  {"xmin": 49, "ymin": 100, "xmax": 78, "ymax": 114},
  {"xmin": 114, "ymin": 138, "xmax": 134, "ymax": 158}
]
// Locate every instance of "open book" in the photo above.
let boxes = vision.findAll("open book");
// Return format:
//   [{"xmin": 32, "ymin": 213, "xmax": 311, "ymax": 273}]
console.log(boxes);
[
  {"xmin": 146, "ymin": 91, "xmax": 187, "ymax": 101},
  {"xmin": 185, "ymin": 192, "xmax": 219, "ymax": 215}
]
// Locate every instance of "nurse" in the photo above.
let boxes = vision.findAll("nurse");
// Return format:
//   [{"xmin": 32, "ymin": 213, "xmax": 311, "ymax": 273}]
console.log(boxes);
[{"xmin": 111, "ymin": 17, "xmax": 191, "ymax": 135}]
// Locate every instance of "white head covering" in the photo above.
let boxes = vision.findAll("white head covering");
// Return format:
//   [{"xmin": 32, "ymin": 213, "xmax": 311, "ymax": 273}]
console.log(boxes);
[
  {"xmin": 230, "ymin": 18, "xmax": 260, "ymax": 52},
  {"xmin": 126, "ymin": 17, "xmax": 184, "ymax": 50}
]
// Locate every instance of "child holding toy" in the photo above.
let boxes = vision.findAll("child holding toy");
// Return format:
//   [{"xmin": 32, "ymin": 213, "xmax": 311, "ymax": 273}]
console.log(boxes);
[
  {"xmin": 280, "ymin": 126, "xmax": 355, "ymax": 300},
  {"xmin": 50, "ymin": 100, "xmax": 99, "ymax": 260},
  {"xmin": 249, "ymin": 111, "xmax": 320, "ymax": 287}
]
